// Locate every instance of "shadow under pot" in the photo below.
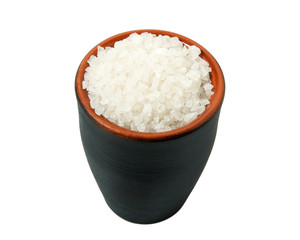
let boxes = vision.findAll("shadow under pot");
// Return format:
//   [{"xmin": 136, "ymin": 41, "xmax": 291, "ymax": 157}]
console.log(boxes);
[{"xmin": 75, "ymin": 29, "xmax": 225, "ymax": 224}]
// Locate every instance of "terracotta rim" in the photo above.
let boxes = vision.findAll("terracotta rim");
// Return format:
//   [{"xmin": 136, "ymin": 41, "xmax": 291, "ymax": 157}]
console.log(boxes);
[{"xmin": 76, "ymin": 29, "xmax": 225, "ymax": 141}]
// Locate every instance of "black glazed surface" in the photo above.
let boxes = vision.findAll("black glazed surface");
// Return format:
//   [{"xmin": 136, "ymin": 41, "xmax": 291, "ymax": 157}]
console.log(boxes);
[{"xmin": 77, "ymin": 99, "xmax": 221, "ymax": 224}]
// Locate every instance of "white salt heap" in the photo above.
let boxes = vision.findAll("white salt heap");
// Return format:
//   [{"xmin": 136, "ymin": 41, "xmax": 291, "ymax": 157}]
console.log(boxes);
[{"xmin": 83, "ymin": 33, "xmax": 214, "ymax": 133}]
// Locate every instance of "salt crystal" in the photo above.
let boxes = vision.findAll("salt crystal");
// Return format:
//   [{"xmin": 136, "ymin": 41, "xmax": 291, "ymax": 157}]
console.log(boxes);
[{"xmin": 183, "ymin": 112, "xmax": 198, "ymax": 123}]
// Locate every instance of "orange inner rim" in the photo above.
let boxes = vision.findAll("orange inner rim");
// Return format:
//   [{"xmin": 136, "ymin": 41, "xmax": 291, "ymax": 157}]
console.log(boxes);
[{"xmin": 76, "ymin": 29, "xmax": 225, "ymax": 141}]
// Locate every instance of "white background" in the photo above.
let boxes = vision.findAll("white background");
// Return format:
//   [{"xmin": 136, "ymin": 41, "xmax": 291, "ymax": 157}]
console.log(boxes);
[{"xmin": 1, "ymin": 0, "xmax": 299, "ymax": 239}]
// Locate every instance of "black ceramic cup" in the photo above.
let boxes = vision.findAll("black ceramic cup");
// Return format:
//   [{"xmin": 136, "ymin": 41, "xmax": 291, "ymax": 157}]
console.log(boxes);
[{"xmin": 75, "ymin": 29, "xmax": 225, "ymax": 224}]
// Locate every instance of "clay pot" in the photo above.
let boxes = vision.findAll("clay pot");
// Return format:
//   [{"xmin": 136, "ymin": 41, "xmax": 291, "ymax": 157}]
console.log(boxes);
[{"xmin": 75, "ymin": 29, "xmax": 225, "ymax": 224}]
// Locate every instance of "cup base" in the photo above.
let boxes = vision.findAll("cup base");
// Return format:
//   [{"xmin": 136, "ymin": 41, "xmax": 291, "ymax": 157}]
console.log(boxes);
[{"xmin": 105, "ymin": 197, "xmax": 186, "ymax": 224}]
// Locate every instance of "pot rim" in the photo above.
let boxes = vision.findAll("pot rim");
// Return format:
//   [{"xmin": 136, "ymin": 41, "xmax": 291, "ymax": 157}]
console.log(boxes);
[{"xmin": 75, "ymin": 29, "xmax": 225, "ymax": 141}]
